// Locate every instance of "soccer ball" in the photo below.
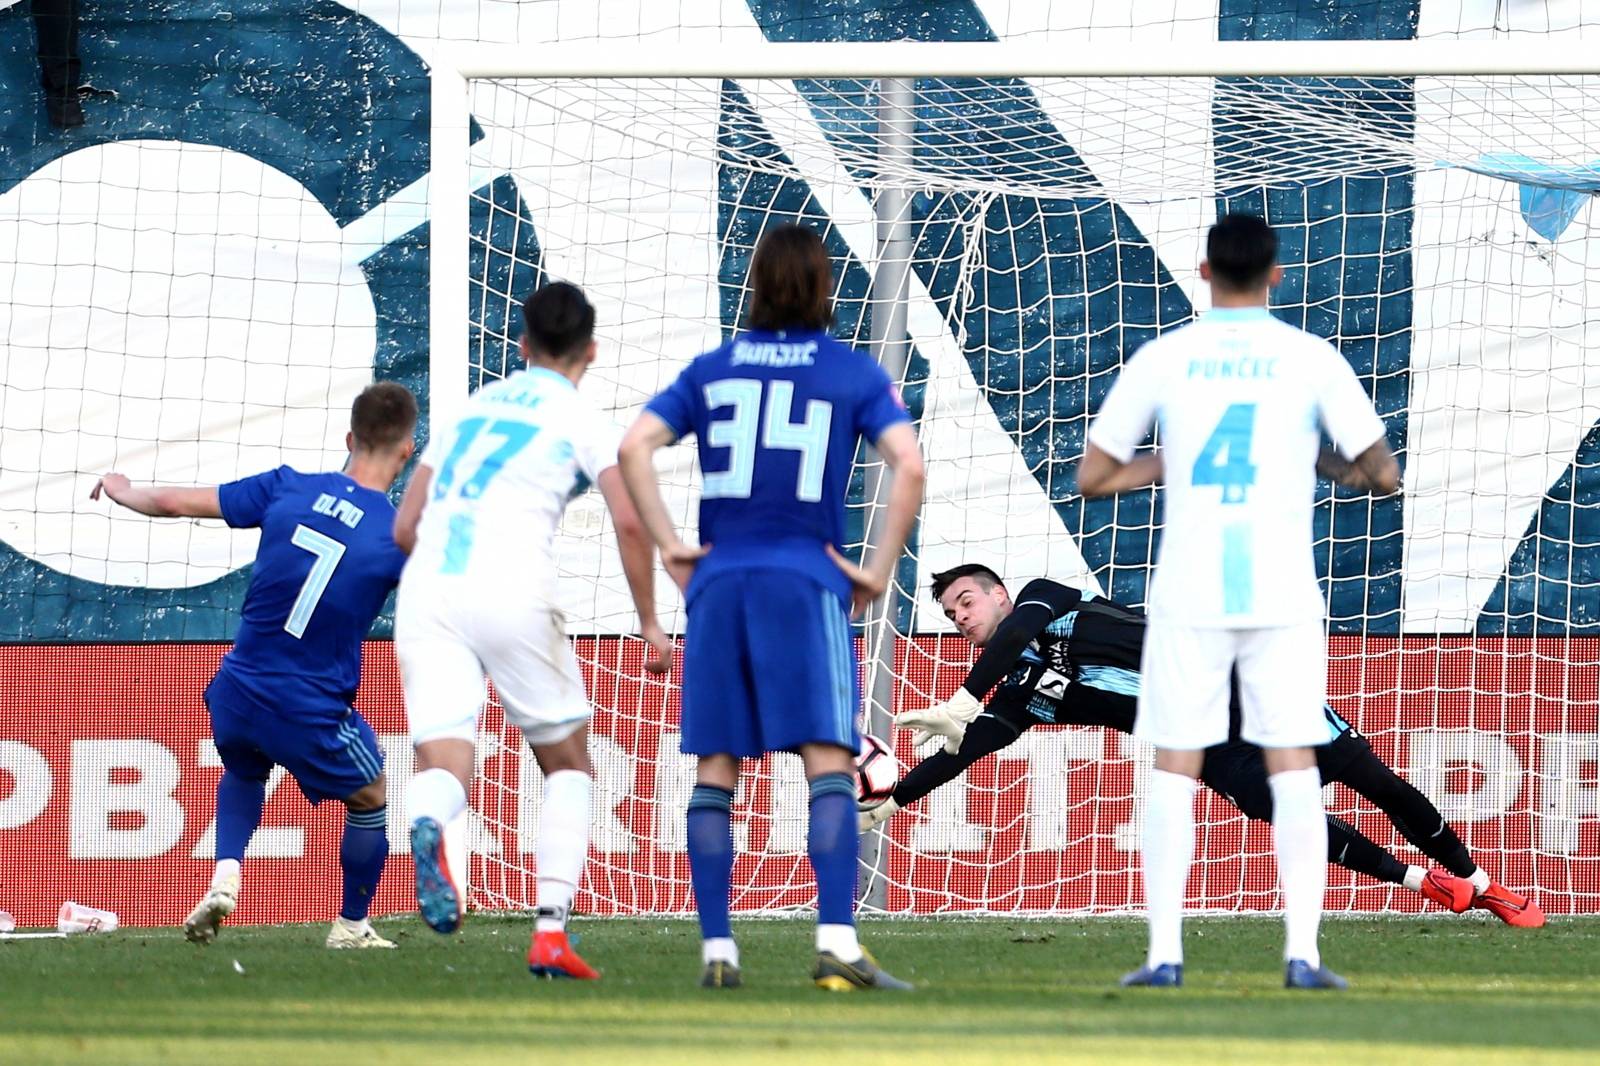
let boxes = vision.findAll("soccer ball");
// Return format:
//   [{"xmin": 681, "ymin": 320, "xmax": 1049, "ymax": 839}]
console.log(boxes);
[{"xmin": 856, "ymin": 733, "xmax": 900, "ymax": 807}]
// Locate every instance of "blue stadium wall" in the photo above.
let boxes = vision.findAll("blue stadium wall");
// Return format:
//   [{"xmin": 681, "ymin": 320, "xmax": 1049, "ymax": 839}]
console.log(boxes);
[{"xmin": 0, "ymin": 0, "xmax": 1594, "ymax": 640}]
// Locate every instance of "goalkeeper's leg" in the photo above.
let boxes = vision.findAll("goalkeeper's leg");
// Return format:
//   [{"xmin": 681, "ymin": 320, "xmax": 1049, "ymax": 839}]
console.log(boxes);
[
  {"xmin": 1331, "ymin": 742, "xmax": 1476, "ymax": 876},
  {"xmin": 1330, "ymin": 742, "xmax": 1544, "ymax": 926},
  {"xmin": 1201, "ymin": 743, "xmax": 1411, "ymax": 885}
]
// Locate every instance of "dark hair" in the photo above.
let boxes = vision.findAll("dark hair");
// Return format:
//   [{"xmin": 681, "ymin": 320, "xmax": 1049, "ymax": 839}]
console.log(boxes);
[
  {"xmin": 1206, "ymin": 213, "xmax": 1278, "ymax": 290},
  {"xmin": 522, "ymin": 281, "xmax": 596, "ymax": 361},
  {"xmin": 747, "ymin": 223, "xmax": 834, "ymax": 331},
  {"xmin": 930, "ymin": 563, "xmax": 1005, "ymax": 603},
  {"xmin": 350, "ymin": 381, "xmax": 418, "ymax": 451}
]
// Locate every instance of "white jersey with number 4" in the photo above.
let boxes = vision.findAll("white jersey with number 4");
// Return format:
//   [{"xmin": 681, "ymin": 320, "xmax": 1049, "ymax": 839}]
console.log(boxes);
[
  {"xmin": 1087, "ymin": 307, "xmax": 1386, "ymax": 628},
  {"xmin": 407, "ymin": 366, "xmax": 619, "ymax": 599}
]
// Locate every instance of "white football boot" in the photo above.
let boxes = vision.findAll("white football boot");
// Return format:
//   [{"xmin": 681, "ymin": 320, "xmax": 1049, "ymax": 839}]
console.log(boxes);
[
  {"xmin": 183, "ymin": 873, "xmax": 239, "ymax": 944},
  {"xmin": 325, "ymin": 917, "xmax": 397, "ymax": 949}
]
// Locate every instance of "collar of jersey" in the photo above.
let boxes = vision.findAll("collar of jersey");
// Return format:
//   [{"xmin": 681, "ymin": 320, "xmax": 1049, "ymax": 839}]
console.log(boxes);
[
  {"xmin": 518, "ymin": 365, "xmax": 578, "ymax": 390},
  {"xmin": 332, "ymin": 470, "xmax": 381, "ymax": 496},
  {"xmin": 741, "ymin": 328, "xmax": 824, "ymax": 341},
  {"xmin": 1202, "ymin": 307, "xmax": 1273, "ymax": 323}
]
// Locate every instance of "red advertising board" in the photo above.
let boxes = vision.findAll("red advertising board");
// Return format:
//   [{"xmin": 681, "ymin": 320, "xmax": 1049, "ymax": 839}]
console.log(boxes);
[{"xmin": 0, "ymin": 638, "xmax": 1595, "ymax": 926}]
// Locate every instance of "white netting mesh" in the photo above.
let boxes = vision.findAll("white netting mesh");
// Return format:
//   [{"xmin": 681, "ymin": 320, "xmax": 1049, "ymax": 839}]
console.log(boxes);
[{"xmin": 448, "ymin": 67, "xmax": 1600, "ymax": 916}]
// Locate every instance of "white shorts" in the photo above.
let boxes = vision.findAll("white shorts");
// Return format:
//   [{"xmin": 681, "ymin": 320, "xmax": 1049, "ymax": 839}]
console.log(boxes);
[
  {"xmin": 395, "ymin": 576, "xmax": 592, "ymax": 748},
  {"xmin": 1135, "ymin": 618, "xmax": 1328, "ymax": 750}
]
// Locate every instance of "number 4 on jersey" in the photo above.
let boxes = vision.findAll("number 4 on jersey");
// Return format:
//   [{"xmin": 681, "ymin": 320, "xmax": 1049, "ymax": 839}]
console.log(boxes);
[{"xmin": 1191, "ymin": 403, "xmax": 1257, "ymax": 504}]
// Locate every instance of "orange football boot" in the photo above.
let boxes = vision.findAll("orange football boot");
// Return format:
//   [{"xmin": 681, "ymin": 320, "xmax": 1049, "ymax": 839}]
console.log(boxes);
[
  {"xmin": 1419, "ymin": 869, "xmax": 1474, "ymax": 913},
  {"xmin": 528, "ymin": 929, "xmax": 602, "ymax": 979},
  {"xmin": 1472, "ymin": 883, "xmax": 1546, "ymax": 928}
]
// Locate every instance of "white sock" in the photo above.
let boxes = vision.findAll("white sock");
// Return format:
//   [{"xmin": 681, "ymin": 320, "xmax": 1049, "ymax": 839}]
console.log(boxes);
[
  {"xmin": 1468, "ymin": 867, "xmax": 1491, "ymax": 894},
  {"xmin": 335, "ymin": 915, "xmax": 366, "ymax": 933},
  {"xmin": 1402, "ymin": 865, "xmax": 1425, "ymax": 892},
  {"xmin": 211, "ymin": 858, "xmax": 240, "ymax": 890},
  {"xmin": 1270, "ymin": 766, "xmax": 1328, "ymax": 969},
  {"xmin": 535, "ymin": 770, "xmax": 591, "ymax": 932},
  {"xmin": 409, "ymin": 767, "xmax": 468, "ymax": 828},
  {"xmin": 816, "ymin": 923, "xmax": 862, "ymax": 963},
  {"xmin": 1142, "ymin": 769, "xmax": 1197, "ymax": 969},
  {"xmin": 702, "ymin": 937, "xmax": 740, "ymax": 967}
]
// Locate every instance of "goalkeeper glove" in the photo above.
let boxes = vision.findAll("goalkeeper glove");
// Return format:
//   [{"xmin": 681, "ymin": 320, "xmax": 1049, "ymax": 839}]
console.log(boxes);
[
  {"xmin": 898, "ymin": 688, "xmax": 983, "ymax": 755},
  {"xmin": 858, "ymin": 796, "xmax": 901, "ymax": 832}
]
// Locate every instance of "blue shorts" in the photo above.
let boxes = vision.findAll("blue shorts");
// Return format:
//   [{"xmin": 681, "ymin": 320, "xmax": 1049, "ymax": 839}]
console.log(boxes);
[
  {"xmin": 204, "ymin": 671, "xmax": 383, "ymax": 804},
  {"xmin": 680, "ymin": 569, "xmax": 859, "ymax": 758}
]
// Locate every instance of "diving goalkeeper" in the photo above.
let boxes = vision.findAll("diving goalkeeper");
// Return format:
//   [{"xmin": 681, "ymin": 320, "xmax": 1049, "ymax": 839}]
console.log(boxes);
[{"xmin": 863, "ymin": 564, "xmax": 1543, "ymax": 927}]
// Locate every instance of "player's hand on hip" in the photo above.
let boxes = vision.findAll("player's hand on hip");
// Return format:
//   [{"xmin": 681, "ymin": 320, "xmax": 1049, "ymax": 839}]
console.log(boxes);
[
  {"xmin": 640, "ymin": 620, "xmax": 673, "ymax": 675},
  {"xmin": 90, "ymin": 473, "xmax": 129, "ymax": 503},
  {"xmin": 825, "ymin": 544, "xmax": 887, "ymax": 619},
  {"xmin": 662, "ymin": 540, "xmax": 709, "ymax": 592}
]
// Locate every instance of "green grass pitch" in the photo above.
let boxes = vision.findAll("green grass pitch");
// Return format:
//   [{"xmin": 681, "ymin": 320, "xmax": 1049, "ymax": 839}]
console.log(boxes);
[{"xmin": 4, "ymin": 917, "xmax": 1597, "ymax": 1065}]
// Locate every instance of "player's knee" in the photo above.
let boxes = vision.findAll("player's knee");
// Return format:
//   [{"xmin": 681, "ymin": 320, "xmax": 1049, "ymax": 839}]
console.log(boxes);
[
  {"xmin": 799, "ymin": 741, "xmax": 854, "ymax": 780},
  {"xmin": 695, "ymin": 753, "xmax": 739, "ymax": 791},
  {"xmin": 531, "ymin": 729, "xmax": 590, "ymax": 775},
  {"xmin": 345, "ymin": 775, "xmax": 386, "ymax": 811}
]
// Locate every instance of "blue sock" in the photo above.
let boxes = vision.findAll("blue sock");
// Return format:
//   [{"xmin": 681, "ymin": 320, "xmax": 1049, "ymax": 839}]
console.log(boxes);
[
  {"xmin": 340, "ymin": 806, "xmax": 389, "ymax": 922},
  {"xmin": 686, "ymin": 784, "xmax": 735, "ymax": 941},
  {"xmin": 807, "ymin": 772, "xmax": 858, "ymax": 926},
  {"xmin": 214, "ymin": 770, "xmax": 266, "ymax": 863}
]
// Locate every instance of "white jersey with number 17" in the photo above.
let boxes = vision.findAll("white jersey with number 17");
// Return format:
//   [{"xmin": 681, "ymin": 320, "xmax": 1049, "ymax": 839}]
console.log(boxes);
[
  {"xmin": 408, "ymin": 366, "xmax": 620, "ymax": 599},
  {"xmin": 1086, "ymin": 307, "xmax": 1387, "ymax": 628}
]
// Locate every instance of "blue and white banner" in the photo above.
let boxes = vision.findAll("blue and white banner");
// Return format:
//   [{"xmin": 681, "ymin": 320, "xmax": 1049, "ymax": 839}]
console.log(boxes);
[{"xmin": 2, "ymin": 0, "xmax": 1598, "ymax": 640}]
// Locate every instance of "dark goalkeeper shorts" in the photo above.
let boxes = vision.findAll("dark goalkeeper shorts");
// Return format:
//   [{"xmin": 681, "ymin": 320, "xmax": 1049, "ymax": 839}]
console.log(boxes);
[{"xmin": 1201, "ymin": 725, "xmax": 1372, "ymax": 821}]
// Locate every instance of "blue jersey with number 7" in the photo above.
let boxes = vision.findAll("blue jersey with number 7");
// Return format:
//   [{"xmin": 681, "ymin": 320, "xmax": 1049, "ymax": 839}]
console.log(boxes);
[
  {"xmin": 216, "ymin": 467, "xmax": 405, "ymax": 715},
  {"xmin": 645, "ymin": 328, "xmax": 909, "ymax": 606}
]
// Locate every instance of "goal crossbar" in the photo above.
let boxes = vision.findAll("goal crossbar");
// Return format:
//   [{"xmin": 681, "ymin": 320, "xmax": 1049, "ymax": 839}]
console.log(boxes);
[{"xmin": 441, "ymin": 40, "xmax": 1600, "ymax": 80}]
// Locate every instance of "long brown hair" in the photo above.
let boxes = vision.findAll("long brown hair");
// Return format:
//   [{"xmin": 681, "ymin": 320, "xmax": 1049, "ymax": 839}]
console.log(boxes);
[{"xmin": 746, "ymin": 223, "xmax": 834, "ymax": 331}]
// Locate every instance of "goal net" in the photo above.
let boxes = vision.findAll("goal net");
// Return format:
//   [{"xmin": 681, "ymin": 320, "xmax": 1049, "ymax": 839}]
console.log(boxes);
[{"xmin": 434, "ymin": 44, "xmax": 1600, "ymax": 916}]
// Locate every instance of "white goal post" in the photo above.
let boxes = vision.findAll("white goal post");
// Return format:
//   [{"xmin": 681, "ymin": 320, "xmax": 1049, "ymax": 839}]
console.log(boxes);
[{"xmin": 426, "ymin": 41, "xmax": 1600, "ymax": 917}]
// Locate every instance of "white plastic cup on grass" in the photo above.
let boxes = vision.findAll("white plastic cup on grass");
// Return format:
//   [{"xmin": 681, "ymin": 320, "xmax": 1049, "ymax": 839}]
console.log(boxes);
[{"xmin": 58, "ymin": 901, "xmax": 119, "ymax": 934}]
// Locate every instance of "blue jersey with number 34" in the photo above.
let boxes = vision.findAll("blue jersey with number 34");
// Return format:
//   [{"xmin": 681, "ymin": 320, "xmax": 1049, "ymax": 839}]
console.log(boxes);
[
  {"xmin": 645, "ymin": 328, "xmax": 909, "ymax": 605},
  {"xmin": 216, "ymin": 467, "xmax": 406, "ymax": 714}
]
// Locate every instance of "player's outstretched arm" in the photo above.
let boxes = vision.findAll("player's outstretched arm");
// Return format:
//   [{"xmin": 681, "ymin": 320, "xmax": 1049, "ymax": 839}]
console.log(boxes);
[
  {"xmin": 900, "ymin": 580, "xmax": 1081, "ymax": 753},
  {"xmin": 898, "ymin": 713, "xmax": 1023, "ymax": 805},
  {"xmin": 1075, "ymin": 443, "xmax": 1162, "ymax": 499},
  {"xmin": 618, "ymin": 412, "xmax": 708, "ymax": 590},
  {"xmin": 862, "ymin": 713, "xmax": 1025, "ymax": 830},
  {"xmin": 90, "ymin": 474, "xmax": 221, "ymax": 519},
  {"xmin": 597, "ymin": 465, "xmax": 672, "ymax": 674},
  {"xmin": 392, "ymin": 463, "xmax": 432, "ymax": 554},
  {"xmin": 829, "ymin": 422, "xmax": 925, "ymax": 619}
]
